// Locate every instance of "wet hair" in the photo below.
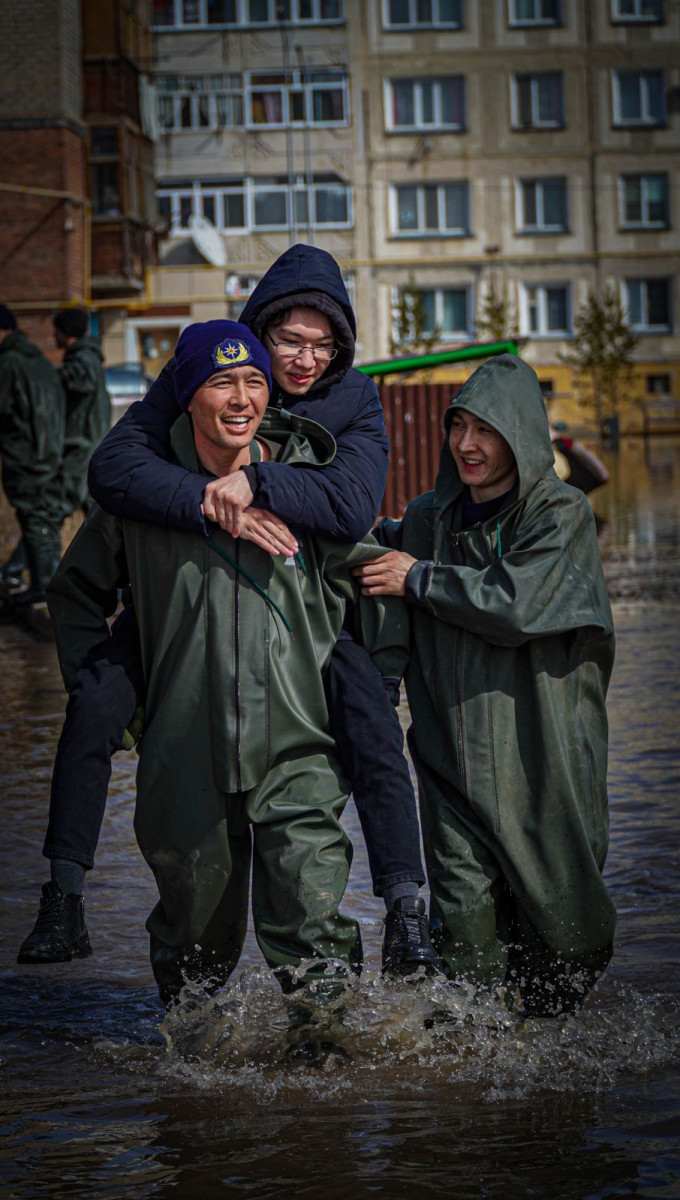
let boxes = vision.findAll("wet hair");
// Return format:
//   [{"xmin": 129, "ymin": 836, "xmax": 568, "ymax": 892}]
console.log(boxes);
[{"xmin": 53, "ymin": 308, "xmax": 89, "ymax": 339}]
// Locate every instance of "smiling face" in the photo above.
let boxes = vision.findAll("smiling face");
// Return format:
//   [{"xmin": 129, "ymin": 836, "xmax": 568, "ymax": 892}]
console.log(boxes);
[
  {"xmin": 188, "ymin": 364, "xmax": 270, "ymax": 475},
  {"xmin": 448, "ymin": 407, "xmax": 517, "ymax": 503},
  {"xmin": 264, "ymin": 307, "xmax": 336, "ymax": 396}
]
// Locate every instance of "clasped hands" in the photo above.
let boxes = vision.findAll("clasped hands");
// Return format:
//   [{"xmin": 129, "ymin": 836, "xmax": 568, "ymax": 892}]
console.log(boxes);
[
  {"xmin": 202, "ymin": 472, "xmax": 298, "ymax": 558},
  {"xmin": 202, "ymin": 473, "xmax": 416, "ymax": 591}
]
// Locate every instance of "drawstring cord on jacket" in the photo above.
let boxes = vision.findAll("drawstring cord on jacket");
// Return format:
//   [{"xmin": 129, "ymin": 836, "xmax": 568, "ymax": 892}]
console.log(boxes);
[
  {"xmin": 205, "ymin": 535, "xmax": 293, "ymax": 634},
  {"xmin": 496, "ymin": 521, "xmax": 503, "ymax": 559}
]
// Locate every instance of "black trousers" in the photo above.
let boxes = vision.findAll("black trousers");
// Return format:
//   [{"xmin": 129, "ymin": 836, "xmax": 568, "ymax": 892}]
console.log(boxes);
[{"xmin": 44, "ymin": 613, "xmax": 424, "ymax": 896}]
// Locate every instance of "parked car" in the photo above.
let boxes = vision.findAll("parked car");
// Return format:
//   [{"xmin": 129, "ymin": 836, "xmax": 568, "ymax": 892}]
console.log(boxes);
[{"xmin": 104, "ymin": 363, "xmax": 155, "ymax": 407}]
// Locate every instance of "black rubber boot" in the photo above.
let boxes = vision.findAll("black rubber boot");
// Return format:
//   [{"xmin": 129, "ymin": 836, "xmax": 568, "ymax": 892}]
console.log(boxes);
[
  {"xmin": 17, "ymin": 881, "xmax": 92, "ymax": 963},
  {"xmin": 382, "ymin": 896, "xmax": 443, "ymax": 977},
  {"xmin": 0, "ymin": 537, "xmax": 27, "ymax": 589}
]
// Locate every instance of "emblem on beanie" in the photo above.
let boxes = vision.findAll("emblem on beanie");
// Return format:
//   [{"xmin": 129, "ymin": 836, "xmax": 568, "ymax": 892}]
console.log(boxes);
[{"xmin": 213, "ymin": 339, "xmax": 251, "ymax": 368}]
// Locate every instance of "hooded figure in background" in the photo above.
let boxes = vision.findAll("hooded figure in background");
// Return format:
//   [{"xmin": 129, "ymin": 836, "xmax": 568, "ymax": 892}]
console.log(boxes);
[
  {"xmin": 0, "ymin": 305, "xmax": 64, "ymax": 605},
  {"xmin": 53, "ymin": 307, "xmax": 111, "ymax": 520},
  {"xmin": 355, "ymin": 354, "xmax": 617, "ymax": 1016}
]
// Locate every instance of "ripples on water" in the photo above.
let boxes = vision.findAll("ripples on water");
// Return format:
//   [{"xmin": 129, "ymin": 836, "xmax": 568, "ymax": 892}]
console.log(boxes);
[{"xmin": 1, "ymin": 439, "xmax": 680, "ymax": 1198}]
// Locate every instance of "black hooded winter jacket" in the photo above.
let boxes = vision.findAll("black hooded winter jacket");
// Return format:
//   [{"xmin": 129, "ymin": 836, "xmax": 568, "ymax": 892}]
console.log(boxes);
[{"xmin": 87, "ymin": 245, "xmax": 388, "ymax": 541}]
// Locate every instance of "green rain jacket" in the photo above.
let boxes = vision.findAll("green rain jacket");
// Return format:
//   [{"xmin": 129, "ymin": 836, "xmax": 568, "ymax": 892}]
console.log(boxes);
[
  {"xmin": 379, "ymin": 354, "xmax": 616, "ymax": 962},
  {"xmin": 0, "ymin": 329, "xmax": 64, "ymax": 516},
  {"xmin": 47, "ymin": 408, "xmax": 407, "ymax": 800},
  {"xmin": 60, "ymin": 335, "xmax": 112, "ymax": 514}
]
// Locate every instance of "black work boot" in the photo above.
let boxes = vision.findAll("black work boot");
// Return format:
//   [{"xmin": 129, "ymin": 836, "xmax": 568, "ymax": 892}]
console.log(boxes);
[
  {"xmin": 17, "ymin": 882, "xmax": 92, "ymax": 964},
  {"xmin": 12, "ymin": 538, "xmax": 61, "ymax": 608},
  {"xmin": 382, "ymin": 896, "xmax": 443, "ymax": 977},
  {"xmin": 0, "ymin": 537, "xmax": 27, "ymax": 589}
]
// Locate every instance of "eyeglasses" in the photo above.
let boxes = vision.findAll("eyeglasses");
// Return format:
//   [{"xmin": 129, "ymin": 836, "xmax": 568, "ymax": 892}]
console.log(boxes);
[{"xmin": 266, "ymin": 332, "xmax": 338, "ymax": 362}]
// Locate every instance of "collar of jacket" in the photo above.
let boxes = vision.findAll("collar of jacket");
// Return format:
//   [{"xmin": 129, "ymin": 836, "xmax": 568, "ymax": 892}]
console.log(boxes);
[{"xmin": 168, "ymin": 407, "xmax": 337, "ymax": 474}]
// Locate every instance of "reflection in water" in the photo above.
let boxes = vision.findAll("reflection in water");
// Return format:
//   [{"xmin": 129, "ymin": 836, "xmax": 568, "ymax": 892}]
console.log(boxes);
[{"xmin": 1, "ymin": 438, "xmax": 679, "ymax": 1197}]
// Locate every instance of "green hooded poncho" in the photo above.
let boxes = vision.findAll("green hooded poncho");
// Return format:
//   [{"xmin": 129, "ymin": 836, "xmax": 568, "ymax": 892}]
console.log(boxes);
[{"xmin": 379, "ymin": 354, "xmax": 616, "ymax": 1015}]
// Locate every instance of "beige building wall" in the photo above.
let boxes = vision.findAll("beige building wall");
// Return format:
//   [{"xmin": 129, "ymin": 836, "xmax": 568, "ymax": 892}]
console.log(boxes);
[{"xmin": 102, "ymin": 0, "xmax": 680, "ymax": 427}]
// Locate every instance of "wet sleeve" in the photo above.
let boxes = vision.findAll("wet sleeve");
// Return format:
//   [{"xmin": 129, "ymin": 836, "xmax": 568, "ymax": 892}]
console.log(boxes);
[
  {"xmin": 405, "ymin": 492, "xmax": 607, "ymax": 647},
  {"xmin": 62, "ymin": 354, "xmax": 99, "ymax": 397},
  {"xmin": 321, "ymin": 536, "xmax": 411, "ymax": 680},
  {"xmin": 46, "ymin": 509, "xmax": 128, "ymax": 691},
  {"xmin": 87, "ymin": 360, "xmax": 207, "ymax": 533},
  {"xmin": 248, "ymin": 378, "xmax": 389, "ymax": 541}
]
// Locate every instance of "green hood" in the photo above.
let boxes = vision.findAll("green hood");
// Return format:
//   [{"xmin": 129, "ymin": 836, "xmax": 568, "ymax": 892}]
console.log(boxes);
[
  {"xmin": 0, "ymin": 329, "xmax": 43, "ymax": 360},
  {"xmin": 435, "ymin": 353, "xmax": 555, "ymax": 509}
]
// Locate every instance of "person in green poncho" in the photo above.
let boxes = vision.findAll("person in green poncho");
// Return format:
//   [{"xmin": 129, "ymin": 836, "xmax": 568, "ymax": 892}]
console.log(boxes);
[{"xmin": 354, "ymin": 354, "xmax": 617, "ymax": 1017}]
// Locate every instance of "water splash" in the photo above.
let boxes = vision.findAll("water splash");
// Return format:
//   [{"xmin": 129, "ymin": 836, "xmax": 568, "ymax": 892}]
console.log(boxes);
[{"xmin": 152, "ymin": 964, "xmax": 679, "ymax": 1102}]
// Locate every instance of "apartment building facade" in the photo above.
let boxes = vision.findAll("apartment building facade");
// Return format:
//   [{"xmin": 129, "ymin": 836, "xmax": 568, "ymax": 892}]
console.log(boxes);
[
  {"xmin": 107, "ymin": 0, "xmax": 680, "ymax": 425},
  {"xmin": 0, "ymin": 0, "xmax": 158, "ymax": 356}
]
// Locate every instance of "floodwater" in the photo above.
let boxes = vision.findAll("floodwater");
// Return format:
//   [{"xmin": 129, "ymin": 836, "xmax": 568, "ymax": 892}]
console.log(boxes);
[{"xmin": 1, "ymin": 436, "xmax": 679, "ymax": 1200}]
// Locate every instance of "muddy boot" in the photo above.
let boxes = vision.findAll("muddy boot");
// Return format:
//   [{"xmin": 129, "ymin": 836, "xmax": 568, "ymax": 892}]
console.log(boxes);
[
  {"xmin": 12, "ymin": 536, "xmax": 61, "ymax": 608},
  {"xmin": 0, "ymin": 537, "xmax": 27, "ymax": 589},
  {"xmin": 382, "ymin": 896, "xmax": 443, "ymax": 977},
  {"xmin": 17, "ymin": 882, "xmax": 92, "ymax": 963}
]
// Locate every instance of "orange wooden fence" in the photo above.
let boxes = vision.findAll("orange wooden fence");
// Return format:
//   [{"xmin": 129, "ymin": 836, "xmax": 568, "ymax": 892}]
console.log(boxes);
[{"xmin": 378, "ymin": 381, "xmax": 461, "ymax": 518}]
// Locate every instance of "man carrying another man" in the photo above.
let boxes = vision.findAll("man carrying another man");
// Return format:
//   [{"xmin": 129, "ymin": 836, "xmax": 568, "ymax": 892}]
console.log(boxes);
[{"xmin": 45, "ymin": 320, "xmax": 408, "ymax": 1005}]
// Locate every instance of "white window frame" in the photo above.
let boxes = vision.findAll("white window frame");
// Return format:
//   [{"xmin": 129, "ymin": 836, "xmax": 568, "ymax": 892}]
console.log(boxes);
[
  {"xmin": 157, "ymin": 77, "xmax": 244, "ymax": 132},
  {"xmin": 245, "ymin": 70, "xmax": 348, "ymax": 129},
  {"xmin": 619, "ymin": 174, "xmax": 669, "ymax": 229},
  {"xmin": 508, "ymin": 0, "xmax": 561, "ymax": 26},
  {"xmin": 516, "ymin": 177, "xmax": 568, "ymax": 233},
  {"xmin": 392, "ymin": 285, "xmax": 473, "ymax": 339},
  {"xmin": 385, "ymin": 77, "xmax": 466, "ymax": 132},
  {"xmin": 152, "ymin": 0, "xmax": 344, "ymax": 28},
  {"xmin": 612, "ymin": 70, "xmax": 665, "ymax": 127},
  {"xmin": 157, "ymin": 176, "xmax": 352, "ymax": 235},
  {"xmin": 510, "ymin": 72, "xmax": 564, "ymax": 130},
  {"xmin": 519, "ymin": 283, "xmax": 571, "ymax": 337},
  {"xmin": 611, "ymin": 0, "xmax": 664, "ymax": 23},
  {"xmin": 391, "ymin": 182, "xmax": 469, "ymax": 236},
  {"xmin": 382, "ymin": 0, "xmax": 464, "ymax": 29},
  {"xmin": 623, "ymin": 278, "xmax": 672, "ymax": 332}
]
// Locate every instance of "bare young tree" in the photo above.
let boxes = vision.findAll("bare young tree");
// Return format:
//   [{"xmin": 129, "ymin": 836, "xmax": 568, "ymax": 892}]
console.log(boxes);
[
  {"xmin": 389, "ymin": 281, "xmax": 440, "ymax": 358},
  {"xmin": 475, "ymin": 281, "xmax": 517, "ymax": 344},
  {"xmin": 561, "ymin": 287, "xmax": 638, "ymax": 441}
]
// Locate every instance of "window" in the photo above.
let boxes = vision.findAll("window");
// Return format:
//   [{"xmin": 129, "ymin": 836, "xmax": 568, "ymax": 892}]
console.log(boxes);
[
  {"xmin": 384, "ymin": 0, "xmax": 463, "ymax": 28},
  {"xmin": 611, "ymin": 0, "xmax": 664, "ymax": 22},
  {"xmin": 508, "ymin": 0, "xmax": 560, "ymax": 25},
  {"xmin": 152, "ymin": 0, "xmax": 342, "ymax": 26},
  {"xmin": 620, "ymin": 174, "xmax": 669, "ymax": 229},
  {"xmin": 386, "ymin": 77, "xmax": 465, "ymax": 130},
  {"xmin": 646, "ymin": 373, "xmax": 671, "ymax": 395},
  {"xmin": 613, "ymin": 71, "xmax": 665, "ymax": 127},
  {"xmin": 157, "ymin": 175, "xmax": 351, "ymax": 233},
  {"xmin": 247, "ymin": 70, "xmax": 347, "ymax": 127},
  {"xmin": 157, "ymin": 75, "xmax": 243, "ymax": 131},
  {"xmin": 396, "ymin": 286, "xmax": 472, "ymax": 337},
  {"xmin": 624, "ymin": 278, "xmax": 672, "ymax": 331},
  {"xmin": 393, "ymin": 182, "xmax": 469, "ymax": 235},
  {"xmin": 91, "ymin": 127, "xmax": 120, "ymax": 217},
  {"xmin": 517, "ymin": 178, "xmax": 568, "ymax": 232},
  {"xmin": 520, "ymin": 284, "xmax": 570, "ymax": 336},
  {"xmin": 511, "ymin": 73, "xmax": 564, "ymax": 129}
]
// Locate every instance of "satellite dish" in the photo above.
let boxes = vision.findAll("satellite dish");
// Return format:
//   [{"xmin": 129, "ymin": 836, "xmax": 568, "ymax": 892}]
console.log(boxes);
[{"xmin": 189, "ymin": 215, "xmax": 227, "ymax": 267}]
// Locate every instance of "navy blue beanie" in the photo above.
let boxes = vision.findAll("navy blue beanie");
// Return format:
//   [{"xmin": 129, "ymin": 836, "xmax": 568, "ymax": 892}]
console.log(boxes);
[{"xmin": 174, "ymin": 320, "xmax": 272, "ymax": 411}]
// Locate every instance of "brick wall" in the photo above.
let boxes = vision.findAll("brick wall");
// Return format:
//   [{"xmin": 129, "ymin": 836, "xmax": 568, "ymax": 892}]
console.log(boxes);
[{"xmin": 0, "ymin": 127, "xmax": 87, "ymax": 306}]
